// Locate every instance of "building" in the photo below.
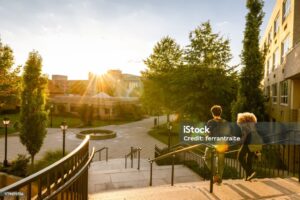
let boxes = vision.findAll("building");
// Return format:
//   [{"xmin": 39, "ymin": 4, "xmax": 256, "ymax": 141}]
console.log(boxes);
[
  {"xmin": 48, "ymin": 70, "xmax": 142, "ymax": 97},
  {"xmin": 262, "ymin": 0, "xmax": 300, "ymax": 122},
  {"xmin": 48, "ymin": 70, "xmax": 142, "ymax": 119}
]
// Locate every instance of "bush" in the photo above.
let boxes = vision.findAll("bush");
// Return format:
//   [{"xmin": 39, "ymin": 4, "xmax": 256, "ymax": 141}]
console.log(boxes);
[
  {"xmin": 29, "ymin": 150, "xmax": 65, "ymax": 174},
  {"xmin": 114, "ymin": 104, "xmax": 143, "ymax": 120},
  {"xmin": 8, "ymin": 154, "xmax": 30, "ymax": 177},
  {"xmin": 184, "ymin": 160, "xmax": 211, "ymax": 180},
  {"xmin": 13, "ymin": 121, "xmax": 20, "ymax": 131},
  {"xmin": 222, "ymin": 165, "xmax": 239, "ymax": 179}
]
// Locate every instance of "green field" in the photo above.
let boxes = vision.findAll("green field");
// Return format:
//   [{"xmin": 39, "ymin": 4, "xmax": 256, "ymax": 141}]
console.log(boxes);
[{"xmin": 0, "ymin": 113, "xmax": 137, "ymax": 135}]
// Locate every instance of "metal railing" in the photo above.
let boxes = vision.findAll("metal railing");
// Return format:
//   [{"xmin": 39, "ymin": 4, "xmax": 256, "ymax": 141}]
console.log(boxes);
[
  {"xmin": 0, "ymin": 136, "xmax": 91, "ymax": 200},
  {"xmin": 150, "ymin": 131, "xmax": 300, "ymax": 194},
  {"xmin": 148, "ymin": 144, "xmax": 216, "ymax": 192},
  {"xmin": 94, "ymin": 147, "xmax": 108, "ymax": 162},
  {"xmin": 125, "ymin": 147, "xmax": 142, "ymax": 170}
]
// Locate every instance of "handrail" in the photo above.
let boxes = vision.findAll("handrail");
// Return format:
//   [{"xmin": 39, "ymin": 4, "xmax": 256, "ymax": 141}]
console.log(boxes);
[
  {"xmin": 44, "ymin": 147, "xmax": 95, "ymax": 200},
  {"xmin": 149, "ymin": 144, "xmax": 213, "ymax": 162},
  {"xmin": 148, "ymin": 143, "xmax": 215, "ymax": 192},
  {"xmin": 94, "ymin": 147, "xmax": 108, "ymax": 162},
  {"xmin": 125, "ymin": 147, "xmax": 142, "ymax": 170},
  {"xmin": 0, "ymin": 136, "xmax": 90, "ymax": 196}
]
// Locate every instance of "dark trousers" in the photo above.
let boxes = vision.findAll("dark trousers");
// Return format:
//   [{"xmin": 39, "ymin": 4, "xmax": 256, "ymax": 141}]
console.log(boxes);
[{"xmin": 238, "ymin": 145, "xmax": 254, "ymax": 176}]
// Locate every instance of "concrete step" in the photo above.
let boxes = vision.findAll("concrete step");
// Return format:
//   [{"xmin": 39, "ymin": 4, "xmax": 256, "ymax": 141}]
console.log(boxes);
[
  {"xmin": 88, "ymin": 159, "xmax": 202, "ymax": 194},
  {"xmin": 89, "ymin": 178, "xmax": 300, "ymax": 200}
]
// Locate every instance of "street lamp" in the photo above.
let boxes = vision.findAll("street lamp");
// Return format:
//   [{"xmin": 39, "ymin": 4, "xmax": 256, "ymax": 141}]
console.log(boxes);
[
  {"xmin": 167, "ymin": 122, "xmax": 172, "ymax": 150},
  {"xmin": 3, "ymin": 117, "xmax": 10, "ymax": 167},
  {"xmin": 50, "ymin": 104, "xmax": 54, "ymax": 128},
  {"xmin": 60, "ymin": 121, "xmax": 68, "ymax": 156}
]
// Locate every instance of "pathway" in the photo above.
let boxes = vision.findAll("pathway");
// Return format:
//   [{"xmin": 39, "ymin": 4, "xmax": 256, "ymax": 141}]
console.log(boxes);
[{"xmin": 0, "ymin": 117, "xmax": 166, "ymax": 162}]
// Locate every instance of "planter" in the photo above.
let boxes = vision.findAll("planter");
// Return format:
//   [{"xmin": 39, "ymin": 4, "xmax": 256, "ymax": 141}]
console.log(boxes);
[{"xmin": 76, "ymin": 129, "xmax": 116, "ymax": 140}]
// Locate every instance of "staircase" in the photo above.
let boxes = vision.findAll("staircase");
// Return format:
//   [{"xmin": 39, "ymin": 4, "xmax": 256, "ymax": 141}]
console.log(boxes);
[
  {"xmin": 89, "ymin": 177, "xmax": 300, "ymax": 200},
  {"xmin": 88, "ymin": 158, "xmax": 202, "ymax": 193}
]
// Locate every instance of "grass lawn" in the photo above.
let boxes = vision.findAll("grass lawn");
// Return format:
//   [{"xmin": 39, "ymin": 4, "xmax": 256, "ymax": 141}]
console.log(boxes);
[
  {"xmin": 0, "ymin": 113, "xmax": 138, "ymax": 135},
  {"xmin": 148, "ymin": 123, "xmax": 180, "ymax": 145}
]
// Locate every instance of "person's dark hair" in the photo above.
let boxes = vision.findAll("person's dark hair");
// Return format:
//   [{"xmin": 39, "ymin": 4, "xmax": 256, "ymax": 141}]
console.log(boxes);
[{"xmin": 211, "ymin": 105, "xmax": 222, "ymax": 117}]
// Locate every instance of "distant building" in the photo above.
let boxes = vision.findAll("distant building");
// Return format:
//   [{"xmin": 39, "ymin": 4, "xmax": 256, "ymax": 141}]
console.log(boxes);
[
  {"xmin": 261, "ymin": 0, "xmax": 300, "ymax": 122},
  {"xmin": 48, "ymin": 70, "xmax": 142, "ymax": 119},
  {"xmin": 48, "ymin": 70, "xmax": 142, "ymax": 97}
]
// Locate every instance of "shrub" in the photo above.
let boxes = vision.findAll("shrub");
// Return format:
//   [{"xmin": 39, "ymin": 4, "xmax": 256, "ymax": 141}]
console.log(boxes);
[
  {"xmin": 8, "ymin": 154, "xmax": 30, "ymax": 177},
  {"xmin": 114, "ymin": 104, "xmax": 143, "ymax": 120},
  {"xmin": 13, "ymin": 121, "xmax": 20, "ymax": 131},
  {"xmin": 29, "ymin": 150, "xmax": 65, "ymax": 174}
]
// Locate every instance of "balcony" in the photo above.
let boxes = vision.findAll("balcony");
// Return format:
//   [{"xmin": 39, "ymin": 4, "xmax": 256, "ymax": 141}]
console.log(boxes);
[{"xmin": 284, "ymin": 42, "xmax": 300, "ymax": 79}]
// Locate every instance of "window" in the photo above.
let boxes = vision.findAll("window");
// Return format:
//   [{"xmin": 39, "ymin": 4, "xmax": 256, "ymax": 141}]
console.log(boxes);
[
  {"xmin": 272, "ymin": 83, "xmax": 278, "ymax": 103},
  {"xmin": 268, "ymin": 29, "xmax": 272, "ymax": 44},
  {"xmin": 265, "ymin": 57, "xmax": 272, "ymax": 75},
  {"xmin": 265, "ymin": 86, "xmax": 270, "ymax": 97},
  {"xmin": 274, "ymin": 15, "xmax": 280, "ymax": 37},
  {"xmin": 272, "ymin": 48, "xmax": 280, "ymax": 70},
  {"xmin": 282, "ymin": 0, "xmax": 291, "ymax": 21},
  {"xmin": 281, "ymin": 34, "xmax": 290, "ymax": 62},
  {"xmin": 280, "ymin": 81, "xmax": 288, "ymax": 104}
]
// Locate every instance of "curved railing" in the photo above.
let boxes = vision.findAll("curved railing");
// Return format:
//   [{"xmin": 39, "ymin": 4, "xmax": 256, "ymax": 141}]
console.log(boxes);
[{"xmin": 0, "ymin": 136, "xmax": 91, "ymax": 200}]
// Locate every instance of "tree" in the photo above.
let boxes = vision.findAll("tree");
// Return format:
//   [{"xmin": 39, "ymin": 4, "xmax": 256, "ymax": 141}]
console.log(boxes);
[
  {"xmin": 0, "ymin": 39, "xmax": 21, "ymax": 112},
  {"xmin": 142, "ymin": 36, "xmax": 183, "ymax": 115},
  {"xmin": 185, "ymin": 21, "xmax": 232, "ymax": 69},
  {"xmin": 20, "ymin": 51, "xmax": 48, "ymax": 165},
  {"xmin": 142, "ymin": 24, "xmax": 238, "ymax": 121},
  {"xmin": 174, "ymin": 22, "xmax": 237, "ymax": 120},
  {"xmin": 232, "ymin": 0, "xmax": 265, "ymax": 121}
]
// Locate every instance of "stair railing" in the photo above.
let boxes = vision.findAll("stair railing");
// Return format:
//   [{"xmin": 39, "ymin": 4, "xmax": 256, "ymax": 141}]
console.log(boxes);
[
  {"xmin": 148, "ymin": 144, "xmax": 215, "ymax": 192},
  {"xmin": 94, "ymin": 147, "xmax": 108, "ymax": 162},
  {"xmin": 125, "ymin": 146, "xmax": 142, "ymax": 170}
]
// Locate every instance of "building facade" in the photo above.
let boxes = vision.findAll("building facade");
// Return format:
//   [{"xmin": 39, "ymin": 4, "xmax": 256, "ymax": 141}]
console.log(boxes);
[
  {"xmin": 262, "ymin": 0, "xmax": 300, "ymax": 122},
  {"xmin": 48, "ymin": 70, "xmax": 142, "ymax": 120}
]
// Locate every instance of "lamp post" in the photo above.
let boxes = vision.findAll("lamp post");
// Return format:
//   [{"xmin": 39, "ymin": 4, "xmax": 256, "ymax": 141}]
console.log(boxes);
[
  {"xmin": 60, "ymin": 121, "xmax": 68, "ymax": 156},
  {"xmin": 50, "ymin": 104, "xmax": 54, "ymax": 128},
  {"xmin": 3, "ymin": 117, "xmax": 10, "ymax": 167},
  {"xmin": 167, "ymin": 122, "xmax": 172, "ymax": 150}
]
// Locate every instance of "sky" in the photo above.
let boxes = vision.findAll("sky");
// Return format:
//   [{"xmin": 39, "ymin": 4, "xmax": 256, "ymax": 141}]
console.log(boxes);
[{"xmin": 0, "ymin": 0, "xmax": 276, "ymax": 80}]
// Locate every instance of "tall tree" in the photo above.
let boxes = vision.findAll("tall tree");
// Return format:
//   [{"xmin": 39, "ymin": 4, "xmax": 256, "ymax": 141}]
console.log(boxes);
[
  {"xmin": 0, "ymin": 39, "xmax": 20, "ymax": 111},
  {"xmin": 232, "ymin": 0, "xmax": 265, "ymax": 121},
  {"xmin": 20, "ymin": 51, "xmax": 48, "ymax": 165},
  {"xmin": 175, "ymin": 22, "xmax": 237, "ymax": 120},
  {"xmin": 185, "ymin": 21, "xmax": 232, "ymax": 69},
  {"xmin": 142, "ymin": 36, "xmax": 183, "ymax": 114}
]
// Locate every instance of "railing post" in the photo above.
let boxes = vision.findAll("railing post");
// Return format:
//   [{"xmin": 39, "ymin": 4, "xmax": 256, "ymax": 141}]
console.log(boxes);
[
  {"xmin": 131, "ymin": 147, "xmax": 134, "ymax": 168},
  {"xmin": 99, "ymin": 151, "xmax": 101, "ymax": 161},
  {"xmin": 125, "ymin": 155, "xmax": 127, "ymax": 168},
  {"xmin": 298, "ymin": 145, "xmax": 300, "ymax": 182},
  {"xmin": 150, "ymin": 160, "xmax": 153, "ymax": 186},
  {"xmin": 171, "ymin": 154, "xmax": 175, "ymax": 186},
  {"xmin": 210, "ymin": 149, "xmax": 215, "ymax": 193},
  {"xmin": 137, "ymin": 148, "xmax": 141, "ymax": 170},
  {"xmin": 106, "ymin": 147, "xmax": 108, "ymax": 162}
]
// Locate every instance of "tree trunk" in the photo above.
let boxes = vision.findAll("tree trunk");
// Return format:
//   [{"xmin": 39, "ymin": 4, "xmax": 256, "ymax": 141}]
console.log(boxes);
[{"xmin": 31, "ymin": 154, "xmax": 35, "ymax": 167}]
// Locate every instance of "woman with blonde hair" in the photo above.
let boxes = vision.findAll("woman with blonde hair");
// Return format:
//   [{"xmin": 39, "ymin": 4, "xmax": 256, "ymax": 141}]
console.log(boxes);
[{"xmin": 237, "ymin": 112, "xmax": 258, "ymax": 181}]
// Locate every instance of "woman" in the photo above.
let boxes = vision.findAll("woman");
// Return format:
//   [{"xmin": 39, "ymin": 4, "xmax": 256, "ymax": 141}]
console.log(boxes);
[{"xmin": 237, "ymin": 112, "xmax": 258, "ymax": 181}]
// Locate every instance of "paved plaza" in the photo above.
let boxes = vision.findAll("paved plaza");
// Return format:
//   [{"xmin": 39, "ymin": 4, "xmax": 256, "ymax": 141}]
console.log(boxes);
[{"xmin": 0, "ymin": 117, "xmax": 167, "ymax": 162}]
